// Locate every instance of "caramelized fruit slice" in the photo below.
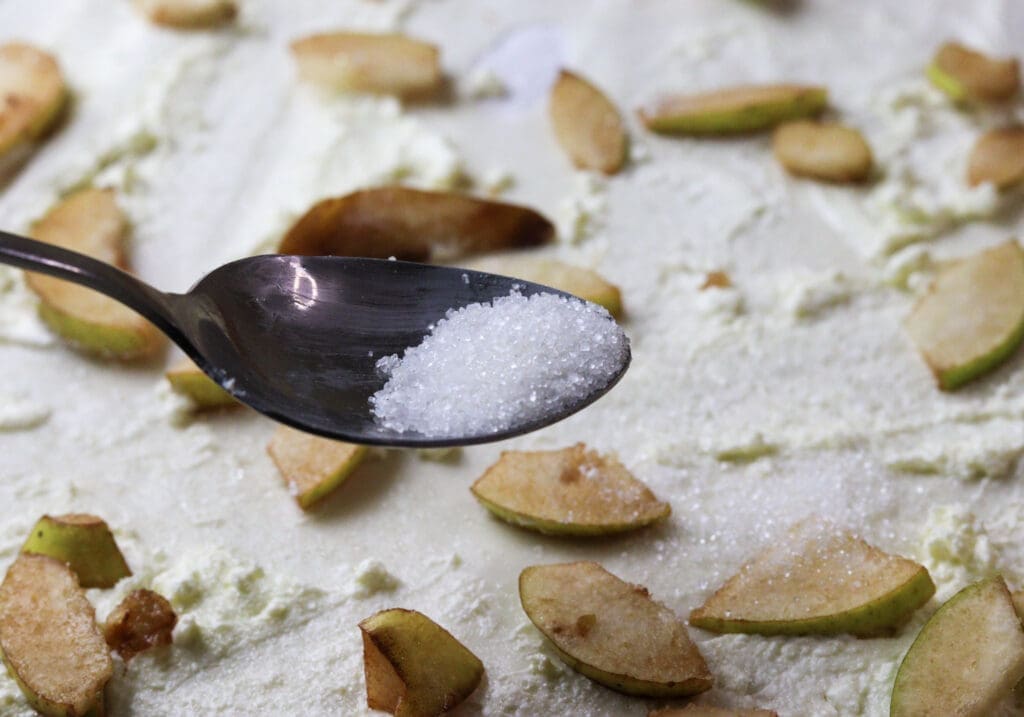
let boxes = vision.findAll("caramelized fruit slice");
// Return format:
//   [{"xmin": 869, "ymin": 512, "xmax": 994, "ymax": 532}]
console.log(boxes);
[
  {"xmin": 104, "ymin": 589, "xmax": 177, "ymax": 662},
  {"xmin": 967, "ymin": 127, "xmax": 1024, "ymax": 189},
  {"xmin": 132, "ymin": 0, "xmax": 237, "ymax": 29},
  {"xmin": 927, "ymin": 42, "xmax": 1020, "ymax": 103},
  {"xmin": 0, "ymin": 42, "xmax": 66, "ymax": 159},
  {"xmin": 549, "ymin": 70, "xmax": 627, "ymax": 174},
  {"xmin": 772, "ymin": 121, "xmax": 872, "ymax": 183}
]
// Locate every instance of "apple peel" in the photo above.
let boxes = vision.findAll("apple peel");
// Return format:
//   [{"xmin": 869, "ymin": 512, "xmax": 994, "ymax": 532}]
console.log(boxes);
[{"xmin": 639, "ymin": 84, "xmax": 827, "ymax": 135}]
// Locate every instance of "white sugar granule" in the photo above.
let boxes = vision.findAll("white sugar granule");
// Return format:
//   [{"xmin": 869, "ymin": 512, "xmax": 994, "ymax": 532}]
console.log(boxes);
[{"xmin": 370, "ymin": 292, "xmax": 629, "ymax": 436}]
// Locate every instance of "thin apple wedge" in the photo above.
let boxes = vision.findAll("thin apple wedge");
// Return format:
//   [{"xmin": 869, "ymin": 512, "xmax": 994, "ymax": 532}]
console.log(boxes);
[
  {"xmin": 278, "ymin": 187, "xmax": 554, "ymax": 262},
  {"xmin": 689, "ymin": 518, "xmax": 934, "ymax": 636},
  {"xmin": 0, "ymin": 42, "xmax": 67, "ymax": 161},
  {"xmin": 104, "ymin": 589, "xmax": 177, "ymax": 662},
  {"xmin": 549, "ymin": 70, "xmax": 627, "ymax": 174},
  {"xmin": 967, "ymin": 127, "xmax": 1024, "ymax": 189},
  {"xmin": 471, "ymin": 444, "xmax": 668, "ymax": 536},
  {"xmin": 927, "ymin": 42, "xmax": 1019, "ymax": 103},
  {"xmin": 0, "ymin": 554, "xmax": 112, "ymax": 717},
  {"xmin": 891, "ymin": 576, "xmax": 1024, "ymax": 717},
  {"xmin": 267, "ymin": 425, "xmax": 367, "ymax": 510},
  {"xmin": 639, "ymin": 84, "xmax": 827, "ymax": 135},
  {"xmin": 650, "ymin": 707, "xmax": 777, "ymax": 717},
  {"xmin": 359, "ymin": 608, "xmax": 483, "ymax": 717},
  {"xmin": 520, "ymin": 561, "xmax": 712, "ymax": 697},
  {"xmin": 165, "ymin": 357, "xmax": 237, "ymax": 410},
  {"xmin": 772, "ymin": 121, "xmax": 873, "ymax": 183},
  {"xmin": 22, "ymin": 513, "xmax": 131, "ymax": 589},
  {"xmin": 904, "ymin": 241, "xmax": 1024, "ymax": 390},
  {"xmin": 132, "ymin": 0, "xmax": 237, "ymax": 29},
  {"xmin": 291, "ymin": 32, "xmax": 441, "ymax": 98}
]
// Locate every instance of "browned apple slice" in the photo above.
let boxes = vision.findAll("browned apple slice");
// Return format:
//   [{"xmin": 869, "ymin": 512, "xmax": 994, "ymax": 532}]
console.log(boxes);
[
  {"xmin": 104, "ymin": 589, "xmax": 177, "ymax": 662},
  {"xmin": 549, "ymin": 70, "xmax": 627, "ymax": 174},
  {"xmin": 650, "ymin": 706, "xmax": 778, "ymax": 717},
  {"xmin": 639, "ymin": 84, "xmax": 827, "ymax": 135},
  {"xmin": 967, "ymin": 127, "xmax": 1024, "ymax": 189},
  {"xmin": 22, "ymin": 513, "xmax": 131, "ymax": 589},
  {"xmin": 772, "ymin": 121, "xmax": 873, "ymax": 183},
  {"xmin": 0, "ymin": 554, "xmax": 112, "ymax": 717},
  {"xmin": 278, "ymin": 187, "xmax": 554, "ymax": 262},
  {"xmin": 165, "ymin": 357, "xmax": 237, "ymax": 409},
  {"xmin": 700, "ymin": 271, "xmax": 733, "ymax": 290},
  {"xmin": 520, "ymin": 561, "xmax": 712, "ymax": 697},
  {"xmin": 471, "ymin": 444, "xmax": 668, "ymax": 535},
  {"xmin": 291, "ymin": 32, "xmax": 441, "ymax": 97},
  {"xmin": 927, "ymin": 42, "xmax": 1020, "ymax": 103},
  {"xmin": 0, "ymin": 42, "xmax": 67, "ymax": 161},
  {"xmin": 267, "ymin": 425, "xmax": 367, "ymax": 510},
  {"xmin": 132, "ymin": 0, "xmax": 237, "ymax": 29}
]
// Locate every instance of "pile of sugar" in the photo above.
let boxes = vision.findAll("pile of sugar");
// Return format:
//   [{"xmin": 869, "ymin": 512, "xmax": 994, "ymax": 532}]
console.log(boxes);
[{"xmin": 370, "ymin": 291, "xmax": 629, "ymax": 437}]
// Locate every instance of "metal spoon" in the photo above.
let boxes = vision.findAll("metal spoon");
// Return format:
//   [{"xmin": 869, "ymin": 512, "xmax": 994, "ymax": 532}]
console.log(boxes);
[{"xmin": 0, "ymin": 231, "xmax": 630, "ymax": 447}]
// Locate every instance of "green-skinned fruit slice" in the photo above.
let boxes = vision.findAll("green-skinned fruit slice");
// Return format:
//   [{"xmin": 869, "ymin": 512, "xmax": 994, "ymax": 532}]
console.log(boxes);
[
  {"xmin": 267, "ymin": 425, "xmax": 367, "ymax": 510},
  {"xmin": 639, "ymin": 84, "xmax": 827, "ymax": 135},
  {"xmin": 132, "ymin": 0, "xmax": 237, "ymax": 29},
  {"xmin": 549, "ymin": 70, "xmax": 627, "ymax": 174},
  {"xmin": 967, "ymin": 127, "xmax": 1024, "ymax": 189},
  {"xmin": 0, "ymin": 554, "xmax": 112, "ymax": 717},
  {"xmin": 689, "ymin": 518, "xmax": 934, "ymax": 636},
  {"xmin": 0, "ymin": 42, "xmax": 67, "ymax": 160},
  {"xmin": 650, "ymin": 707, "xmax": 778, "ymax": 717},
  {"xmin": 22, "ymin": 514, "xmax": 131, "ymax": 589},
  {"xmin": 891, "ymin": 576, "xmax": 1024, "ymax": 717},
  {"xmin": 927, "ymin": 42, "xmax": 1020, "ymax": 103},
  {"xmin": 471, "ymin": 444, "xmax": 668, "ymax": 536},
  {"xmin": 904, "ymin": 241, "xmax": 1024, "ymax": 390},
  {"xmin": 165, "ymin": 357, "xmax": 237, "ymax": 409},
  {"xmin": 519, "ymin": 561, "xmax": 712, "ymax": 697},
  {"xmin": 359, "ymin": 608, "xmax": 484, "ymax": 717},
  {"xmin": 772, "ymin": 121, "xmax": 873, "ymax": 183},
  {"xmin": 104, "ymin": 589, "xmax": 177, "ymax": 662}
]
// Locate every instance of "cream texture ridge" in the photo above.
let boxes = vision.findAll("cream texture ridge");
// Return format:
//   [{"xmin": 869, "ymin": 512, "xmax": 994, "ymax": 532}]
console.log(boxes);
[{"xmin": 2, "ymin": 0, "xmax": 1024, "ymax": 715}]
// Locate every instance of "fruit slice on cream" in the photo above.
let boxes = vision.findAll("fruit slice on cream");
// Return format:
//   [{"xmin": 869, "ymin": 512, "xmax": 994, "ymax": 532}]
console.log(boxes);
[
  {"xmin": 927, "ymin": 42, "xmax": 1020, "ymax": 103},
  {"xmin": 104, "ymin": 589, "xmax": 177, "ymax": 662},
  {"xmin": 519, "ymin": 561, "xmax": 712, "ymax": 697},
  {"xmin": 0, "ymin": 554, "xmax": 112, "ymax": 717},
  {"xmin": 166, "ymin": 357, "xmax": 237, "ymax": 409},
  {"xmin": 132, "ymin": 0, "xmax": 237, "ymax": 29},
  {"xmin": 25, "ymin": 188, "xmax": 164, "ymax": 359},
  {"xmin": 267, "ymin": 425, "xmax": 367, "ymax": 510},
  {"xmin": 471, "ymin": 444, "xmax": 668, "ymax": 536},
  {"xmin": 291, "ymin": 32, "xmax": 441, "ymax": 97},
  {"xmin": 359, "ymin": 608, "xmax": 484, "ymax": 717},
  {"xmin": 650, "ymin": 706, "xmax": 778, "ymax": 717},
  {"xmin": 638, "ymin": 84, "xmax": 827, "ymax": 135},
  {"xmin": 967, "ymin": 127, "xmax": 1024, "ymax": 189},
  {"xmin": 904, "ymin": 241, "xmax": 1024, "ymax": 390},
  {"xmin": 22, "ymin": 513, "xmax": 131, "ymax": 589},
  {"xmin": 279, "ymin": 187, "xmax": 554, "ymax": 262},
  {"xmin": 772, "ymin": 121, "xmax": 873, "ymax": 183},
  {"xmin": 0, "ymin": 42, "xmax": 67, "ymax": 161},
  {"xmin": 549, "ymin": 70, "xmax": 627, "ymax": 174},
  {"xmin": 890, "ymin": 576, "xmax": 1024, "ymax": 717},
  {"xmin": 689, "ymin": 518, "xmax": 934, "ymax": 636}
]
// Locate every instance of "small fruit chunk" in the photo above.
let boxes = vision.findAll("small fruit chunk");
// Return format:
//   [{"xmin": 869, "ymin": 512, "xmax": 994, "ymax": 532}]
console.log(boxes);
[
  {"xmin": 967, "ymin": 127, "xmax": 1024, "ymax": 189},
  {"xmin": 927, "ymin": 42, "xmax": 1020, "ymax": 103},
  {"xmin": 0, "ymin": 554, "xmax": 112, "ymax": 717},
  {"xmin": 278, "ymin": 187, "xmax": 554, "ymax": 262},
  {"xmin": 359, "ymin": 608, "xmax": 484, "ymax": 717},
  {"xmin": 471, "ymin": 444, "xmax": 668, "ymax": 536},
  {"xmin": 166, "ymin": 357, "xmax": 237, "ymax": 409},
  {"xmin": 904, "ymin": 241, "xmax": 1024, "ymax": 390},
  {"xmin": 772, "ymin": 121, "xmax": 872, "ymax": 183},
  {"xmin": 639, "ymin": 84, "xmax": 827, "ymax": 135},
  {"xmin": 25, "ymin": 188, "xmax": 163, "ymax": 359},
  {"xmin": 650, "ymin": 707, "xmax": 778, "ymax": 717},
  {"xmin": 689, "ymin": 518, "xmax": 934, "ymax": 636},
  {"xmin": 520, "ymin": 561, "xmax": 712, "ymax": 697},
  {"xmin": 891, "ymin": 576, "xmax": 1024, "ymax": 717},
  {"xmin": 291, "ymin": 32, "xmax": 441, "ymax": 97},
  {"xmin": 22, "ymin": 513, "xmax": 131, "ymax": 589},
  {"xmin": 549, "ymin": 70, "xmax": 627, "ymax": 174},
  {"xmin": 700, "ymin": 271, "xmax": 732, "ymax": 290},
  {"xmin": 0, "ymin": 43, "xmax": 67, "ymax": 160},
  {"xmin": 267, "ymin": 425, "xmax": 367, "ymax": 510},
  {"xmin": 104, "ymin": 589, "xmax": 177, "ymax": 662},
  {"xmin": 132, "ymin": 0, "xmax": 237, "ymax": 29}
]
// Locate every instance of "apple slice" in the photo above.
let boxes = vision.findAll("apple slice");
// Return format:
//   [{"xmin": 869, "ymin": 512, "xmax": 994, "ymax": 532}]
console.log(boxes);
[
  {"xmin": 520, "ymin": 561, "xmax": 712, "ymax": 697},
  {"xmin": 689, "ymin": 518, "xmax": 934, "ymax": 636},
  {"xmin": 549, "ymin": 70, "xmax": 627, "ymax": 175},
  {"xmin": 359, "ymin": 608, "xmax": 484, "ymax": 717},
  {"xmin": 904, "ymin": 241, "xmax": 1024, "ymax": 390},
  {"xmin": 927, "ymin": 42, "xmax": 1020, "ymax": 103},
  {"xmin": 25, "ymin": 188, "xmax": 163, "ymax": 359},
  {"xmin": 891, "ymin": 576, "xmax": 1024, "ymax": 716},
  {"xmin": 650, "ymin": 707, "xmax": 777, "ymax": 717},
  {"xmin": 471, "ymin": 444, "xmax": 668, "ymax": 536},
  {"xmin": 772, "ymin": 121, "xmax": 873, "ymax": 183},
  {"xmin": 22, "ymin": 513, "xmax": 131, "ymax": 589},
  {"xmin": 967, "ymin": 127, "xmax": 1024, "ymax": 189},
  {"xmin": 291, "ymin": 32, "xmax": 441, "ymax": 98},
  {"xmin": 0, "ymin": 554, "xmax": 112, "ymax": 717},
  {"xmin": 267, "ymin": 425, "xmax": 367, "ymax": 510},
  {"xmin": 132, "ymin": 0, "xmax": 237, "ymax": 29},
  {"xmin": 278, "ymin": 187, "xmax": 554, "ymax": 262},
  {"xmin": 0, "ymin": 42, "xmax": 67, "ymax": 161},
  {"xmin": 104, "ymin": 589, "xmax": 177, "ymax": 662},
  {"xmin": 165, "ymin": 357, "xmax": 237, "ymax": 410},
  {"xmin": 638, "ymin": 84, "xmax": 827, "ymax": 135}
]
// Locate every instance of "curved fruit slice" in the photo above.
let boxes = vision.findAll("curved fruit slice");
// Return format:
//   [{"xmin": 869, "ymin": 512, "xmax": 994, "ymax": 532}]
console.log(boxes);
[
  {"xmin": 549, "ymin": 70, "xmax": 627, "ymax": 174},
  {"xmin": 0, "ymin": 43, "xmax": 66, "ymax": 160},
  {"xmin": 927, "ymin": 42, "xmax": 1020, "ymax": 103},
  {"xmin": 471, "ymin": 444, "xmax": 668, "ymax": 536},
  {"xmin": 25, "ymin": 188, "xmax": 163, "ymax": 359},
  {"xmin": 104, "ymin": 589, "xmax": 177, "ymax": 662},
  {"xmin": 650, "ymin": 706, "xmax": 778, "ymax": 717},
  {"xmin": 519, "ymin": 561, "xmax": 712, "ymax": 697},
  {"xmin": 891, "ymin": 576, "xmax": 1024, "ymax": 717},
  {"xmin": 359, "ymin": 608, "xmax": 484, "ymax": 717},
  {"xmin": 278, "ymin": 187, "xmax": 554, "ymax": 262},
  {"xmin": 639, "ymin": 84, "xmax": 827, "ymax": 135},
  {"xmin": 132, "ymin": 0, "xmax": 237, "ymax": 29},
  {"xmin": 689, "ymin": 518, "xmax": 934, "ymax": 636},
  {"xmin": 22, "ymin": 513, "xmax": 131, "ymax": 589},
  {"xmin": 772, "ymin": 121, "xmax": 873, "ymax": 183},
  {"xmin": 291, "ymin": 32, "xmax": 441, "ymax": 97},
  {"xmin": 967, "ymin": 127, "xmax": 1024, "ymax": 189},
  {"xmin": 0, "ymin": 554, "xmax": 112, "ymax": 717},
  {"xmin": 267, "ymin": 425, "xmax": 367, "ymax": 510},
  {"xmin": 904, "ymin": 241, "xmax": 1024, "ymax": 390},
  {"xmin": 166, "ymin": 357, "xmax": 237, "ymax": 409}
]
